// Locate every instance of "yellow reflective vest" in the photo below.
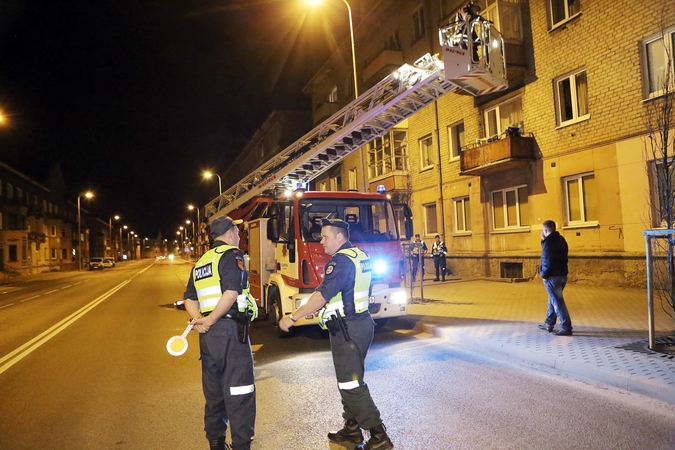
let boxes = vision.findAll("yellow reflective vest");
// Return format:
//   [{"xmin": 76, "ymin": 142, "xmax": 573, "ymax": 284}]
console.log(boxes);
[
  {"xmin": 319, "ymin": 247, "xmax": 372, "ymax": 324},
  {"xmin": 193, "ymin": 244, "xmax": 250, "ymax": 314}
]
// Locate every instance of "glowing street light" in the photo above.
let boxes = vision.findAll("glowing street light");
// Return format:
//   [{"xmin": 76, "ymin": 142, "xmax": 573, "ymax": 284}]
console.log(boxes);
[
  {"xmin": 109, "ymin": 215, "xmax": 120, "ymax": 259},
  {"xmin": 203, "ymin": 171, "xmax": 222, "ymax": 197},
  {"xmin": 77, "ymin": 191, "xmax": 94, "ymax": 271}
]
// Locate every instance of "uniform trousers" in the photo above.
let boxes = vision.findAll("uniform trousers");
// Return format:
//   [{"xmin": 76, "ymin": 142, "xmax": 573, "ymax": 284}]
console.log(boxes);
[
  {"xmin": 200, "ymin": 317, "xmax": 256, "ymax": 450},
  {"xmin": 329, "ymin": 312, "xmax": 382, "ymax": 430},
  {"xmin": 433, "ymin": 256, "xmax": 446, "ymax": 279}
]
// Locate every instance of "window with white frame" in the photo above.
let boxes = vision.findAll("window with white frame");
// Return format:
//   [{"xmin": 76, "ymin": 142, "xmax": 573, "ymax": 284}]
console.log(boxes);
[
  {"xmin": 454, "ymin": 197, "xmax": 471, "ymax": 232},
  {"xmin": 424, "ymin": 203, "xmax": 438, "ymax": 235},
  {"xmin": 368, "ymin": 129, "xmax": 407, "ymax": 178},
  {"xmin": 412, "ymin": 7, "xmax": 425, "ymax": 42},
  {"xmin": 484, "ymin": 96, "xmax": 522, "ymax": 139},
  {"xmin": 448, "ymin": 121, "xmax": 465, "ymax": 161},
  {"xmin": 491, "ymin": 186, "xmax": 529, "ymax": 230},
  {"xmin": 554, "ymin": 68, "xmax": 589, "ymax": 126},
  {"xmin": 549, "ymin": 0, "xmax": 580, "ymax": 28},
  {"xmin": 51, "ymin": 248, "xmax": 57, "ymax": 260},
  {"xmin": 564, "ymin": 173, "xmax": 598, "ymax": 226},
  {"xmin": 330, "ymin": 176, "xmax": 341, "ymax": 191},
  {"xmin": 348, "ymin": 168, "xmax": 358, "ymax": 190},
  {"xmin": 640, "ymin": 27, "xmax": 675, "ymax": 99},
  {"xmin": 419, "ymin": 135, "xmax": 434, "ymax": 170}
]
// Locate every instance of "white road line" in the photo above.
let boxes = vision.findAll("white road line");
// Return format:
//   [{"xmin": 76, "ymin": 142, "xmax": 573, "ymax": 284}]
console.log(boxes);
[
  {"xmin": 20, "ymin": 295, "xmax": 40, "ymax": 303},
  {"xmin": 0, "ymin": 279, "xmax": 131, "ymax": 376},
  {"xmin": 60, "ymin": 285, "xmax": 72, "ymax": 289},
  {"xmin": 44, "ymin": 289, "xmax": 59, "ymax": 295},
  {"xmin": 0, "ymin": 303, "xmax": 14, "ymax": 310}
]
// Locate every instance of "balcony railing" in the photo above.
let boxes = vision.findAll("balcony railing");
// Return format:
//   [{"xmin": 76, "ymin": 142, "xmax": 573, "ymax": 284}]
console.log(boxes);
[{"xmin": 460, "ymin": 134, "xmax": 536, "ymax": 175}]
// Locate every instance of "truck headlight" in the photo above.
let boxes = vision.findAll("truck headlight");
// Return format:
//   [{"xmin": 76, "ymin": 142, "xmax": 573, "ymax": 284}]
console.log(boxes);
[
  {"xmin": 295, "ymin": 297, "xmax": 310, "ymax": 309},
  {"xmin": 390, "ymin": 291, "xmax": 407, "ymax": 304}
]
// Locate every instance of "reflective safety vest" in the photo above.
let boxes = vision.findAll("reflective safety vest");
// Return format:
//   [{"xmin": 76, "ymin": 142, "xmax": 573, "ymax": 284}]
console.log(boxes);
[
  {"xmin": 193, "ymin": 244, "xmax": 251, "ymax": 314},
  {"xmin": 319, "ymin": 247, "xmax": 372, "ymax": 324}
]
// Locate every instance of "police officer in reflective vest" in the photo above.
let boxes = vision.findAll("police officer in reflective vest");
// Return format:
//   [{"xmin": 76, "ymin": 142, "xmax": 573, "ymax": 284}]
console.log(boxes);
[
  {"xmin": 279, "ymin": 218, "xmax": 394, "ymax": 450},
  {"xmin": 183, "ymin": 215, "xmax": 258, "ymax": 450},
  {"xmin": 431, "ymin": 234, "xmax": 448, "ymax": 282}
]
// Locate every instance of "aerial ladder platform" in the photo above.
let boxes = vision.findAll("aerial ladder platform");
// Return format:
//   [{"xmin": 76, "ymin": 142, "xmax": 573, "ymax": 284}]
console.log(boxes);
[{"xmin": 205, "ymin": 11, "xmax": 507, "ymax": 220}]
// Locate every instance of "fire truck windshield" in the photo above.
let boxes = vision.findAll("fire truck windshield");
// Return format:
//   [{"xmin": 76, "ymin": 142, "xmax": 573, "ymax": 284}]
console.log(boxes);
[{"xmin": 299, "ymin": 198, "xmax": 399, "ymax": 244}]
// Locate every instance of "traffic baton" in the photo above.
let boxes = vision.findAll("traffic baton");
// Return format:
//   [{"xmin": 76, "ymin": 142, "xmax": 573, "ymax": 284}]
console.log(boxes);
[{"xmin": 166, "ymin": 321, "xmax": 193, "ymax": 356}]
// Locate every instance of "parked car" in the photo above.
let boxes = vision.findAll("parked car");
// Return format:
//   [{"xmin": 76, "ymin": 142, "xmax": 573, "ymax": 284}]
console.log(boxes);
[
  {"xmin": 89, "ymin": 257, "xmax": 104, "ymax": 270},
  {"xmin": 103, "ymin": 257, "xmax": 115, "ymax": 268}
]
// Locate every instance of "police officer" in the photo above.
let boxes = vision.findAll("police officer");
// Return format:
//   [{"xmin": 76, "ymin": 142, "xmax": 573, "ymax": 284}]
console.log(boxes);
[
  {"xmin": 431, "ymin": 234, "xmax": 448, "ymax": 282},
  {"xmin": 279, "ymin": 218, "xmax": 394, "ymax": 450},
  {"xmin": 183, "ymin": 215, "xmax": 257, "ymax": 450},
  {"xmin": 410, "ymin": 233, "xmax": 427, "ymax": 282}
]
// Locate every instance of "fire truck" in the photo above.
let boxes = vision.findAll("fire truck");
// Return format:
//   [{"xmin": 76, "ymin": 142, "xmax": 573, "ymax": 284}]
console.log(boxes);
[{"xmin": 203, "ymin": 11, "xmax": 507, "ymax": 336}]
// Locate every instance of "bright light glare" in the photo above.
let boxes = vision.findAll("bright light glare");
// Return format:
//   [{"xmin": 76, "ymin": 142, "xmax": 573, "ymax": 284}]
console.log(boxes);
[
  {"xmin": 390, "ymin": 291, "xmax": 407, "ymax": 304},
  {"xmin": 168, "ymin": 254, "xmax": 175, "ymax": 261},
  {"xmin": 295, "ymin": 297, "xmax": 310, "ymax": 309},
  {"xmin": 372, "ymin": 260, "xmax": 388, "ymax": 276},
  {"xmin": 284, "ymin": 190, "xmax": 293, "ymax": 198}
]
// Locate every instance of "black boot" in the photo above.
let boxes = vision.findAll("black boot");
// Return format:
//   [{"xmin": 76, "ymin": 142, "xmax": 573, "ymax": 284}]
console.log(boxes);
[
  {"xmin": 328, "ymin": 418, "xmax": 364, "ymax": 444},
  {"xmin": 209, "ymin": 437, "xmax": 225, "ymax": 450},
  {"xmin": 356, "ymin": 424, "xmax": 393, "ymax": 450}
]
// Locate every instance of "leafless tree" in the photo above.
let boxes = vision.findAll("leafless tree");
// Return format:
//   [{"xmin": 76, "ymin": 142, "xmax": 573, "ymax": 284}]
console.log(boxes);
[{"xmin": 645, "ymin": 31, "xmax": 675, "ymax": 321}]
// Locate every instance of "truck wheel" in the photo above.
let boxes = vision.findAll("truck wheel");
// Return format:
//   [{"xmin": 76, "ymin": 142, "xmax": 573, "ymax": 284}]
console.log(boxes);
[{"xmin": 269, "ymin": 289, "xmax": 295, "ymax": 338}]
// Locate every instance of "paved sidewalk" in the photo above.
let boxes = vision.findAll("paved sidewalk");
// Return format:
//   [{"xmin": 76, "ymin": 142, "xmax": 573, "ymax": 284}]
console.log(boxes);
[{"xmin": 406, "ymin": 278, "xmax": 675, "ymax": 405}]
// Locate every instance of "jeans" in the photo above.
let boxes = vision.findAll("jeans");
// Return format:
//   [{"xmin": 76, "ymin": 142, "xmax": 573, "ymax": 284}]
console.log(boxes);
[{"xmin": 543, "ymin": 276, "xmax": 572, "ymax": 331}]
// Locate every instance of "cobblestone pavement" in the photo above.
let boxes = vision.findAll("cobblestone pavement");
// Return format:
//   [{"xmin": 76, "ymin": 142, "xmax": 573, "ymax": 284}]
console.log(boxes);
[{"xmin": 405, "ymin": 277, "xmax": 675, "ymax": 405}]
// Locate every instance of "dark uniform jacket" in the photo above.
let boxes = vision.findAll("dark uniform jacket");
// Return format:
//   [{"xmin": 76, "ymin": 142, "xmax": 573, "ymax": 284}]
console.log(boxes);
[{"xmin": 539, "ymin": 231, "xmax": 568, "ymax": 278}]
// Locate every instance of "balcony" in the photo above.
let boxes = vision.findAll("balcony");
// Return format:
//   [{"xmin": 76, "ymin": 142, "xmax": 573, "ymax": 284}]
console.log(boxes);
[
  {"xmin": 460, "ymin": 134, "xmax": 536, "ymax": 175},
  {"xmin": 363, "ymin": 49, "xmax": 404, "ymax": 84}
]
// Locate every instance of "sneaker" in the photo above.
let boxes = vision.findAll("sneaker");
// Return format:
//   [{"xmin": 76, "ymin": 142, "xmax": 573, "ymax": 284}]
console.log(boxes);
[
  {"xmin": 555, "ymin": 329, "xmax": 573, "ymax": 336},
  {"xmin": 538, "ymin": 324, "xmax": 553, "ymax": 332}
]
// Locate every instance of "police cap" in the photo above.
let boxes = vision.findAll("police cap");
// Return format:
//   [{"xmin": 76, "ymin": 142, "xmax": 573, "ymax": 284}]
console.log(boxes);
[
  {"xmin": 320, "ymin": 217, "xmax": 349, "ymax": 230},
  {"xmin": 209, "ymin": 215, "xmax": 243, "ymax": 239}
]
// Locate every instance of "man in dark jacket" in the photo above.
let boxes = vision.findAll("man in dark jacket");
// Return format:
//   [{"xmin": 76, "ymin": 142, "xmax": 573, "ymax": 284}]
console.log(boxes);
[{"xmin": 538, "ymin": 220, "xmax": 573, "ymax": 336}]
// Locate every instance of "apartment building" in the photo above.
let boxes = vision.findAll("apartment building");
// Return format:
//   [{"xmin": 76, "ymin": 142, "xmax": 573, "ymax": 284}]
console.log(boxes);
[
  {"xmin": 304, "ymin": 0, "xmax": 675, "ymax": 287},
  {"xmin": 0, "ymin": 161, "xmax": 83, "ymax": 276}
]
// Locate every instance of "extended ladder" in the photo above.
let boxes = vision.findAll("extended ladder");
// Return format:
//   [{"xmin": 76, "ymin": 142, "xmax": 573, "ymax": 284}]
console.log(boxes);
[{"xmin": 205, "ymin": 54, "xmax": 461, "ymax": 219}]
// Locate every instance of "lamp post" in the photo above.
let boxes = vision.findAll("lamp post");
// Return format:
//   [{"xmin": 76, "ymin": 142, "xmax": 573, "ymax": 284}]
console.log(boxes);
[
  {"xmin": 128, "ymin": 230, "xmax": 134, "ymax": 260},
  {"xmin": 203, "ymin": 171, "xmax": 222, "ymax": 197},
  {"xmin": 189, "ymin": 204, "xmax": 201, "ymax": 256},
  {"xmin": 109, "ymin": 215, "xmax": 120, "ymax": 258},
  {"xmin": 77, "ymin": 191, "xmax": 94, "ymax": 271},
  {"xmin": 122, "ymin": 225, "xmax": 128, "ymax": 260}
]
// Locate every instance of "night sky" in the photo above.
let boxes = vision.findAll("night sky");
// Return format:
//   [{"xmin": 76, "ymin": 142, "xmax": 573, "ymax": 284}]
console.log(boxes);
[{"xmin": 0, "ymin": 0, "xmax": 348, "ymax": 239}]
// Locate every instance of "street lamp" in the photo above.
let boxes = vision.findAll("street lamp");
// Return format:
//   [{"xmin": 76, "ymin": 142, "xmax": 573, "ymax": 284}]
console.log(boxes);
[
  {"xmin": 186, "ymin": 220, "xmax": 195, "ymax": 243},
  {"xmin": 203, "ymin": 171, "xmax": 222, "ymax": 197},
  {"xmin": 189, "ymin": 204, "xmax": 201, "ymax": 256},
  {"xmin": 122, "ymin": 225, "xmax": 128, "ymax": 260},
  {"xmin": 109, "ymin": 215, "xmax": 120, "ymax": 259},
  {"xmin": 308, "ymin": 0, "xmax": 366, "ymax": 190},
  {"xmin": 77, "ymin": 191, "xmax": 94, "ymax": 271}
]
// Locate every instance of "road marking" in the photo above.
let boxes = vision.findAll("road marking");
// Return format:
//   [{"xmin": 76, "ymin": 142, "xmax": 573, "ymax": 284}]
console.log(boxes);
[
  {"xmin": 0, "ymin": 279, "xmax": 131, "ymax": 376},
  {"xmin": 0, "ymin": 303, "xmax": 14, "ymax": 310},
  {"xmin": 61, "ymin": 285, "xmax": 72, "ymax": 289},
  {"xmin": 45, "ymin": 289, "xmax": 59, "ymax": 295},
  {"xmin": 20, "ymin": 295, "xmax": 40, "ymax": 303}
]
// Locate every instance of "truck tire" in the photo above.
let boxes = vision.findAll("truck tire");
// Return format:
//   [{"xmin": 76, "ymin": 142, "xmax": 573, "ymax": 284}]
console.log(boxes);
[{"xmin": 269, "ymin": 288, "xmax": 295, "ymax": 338}]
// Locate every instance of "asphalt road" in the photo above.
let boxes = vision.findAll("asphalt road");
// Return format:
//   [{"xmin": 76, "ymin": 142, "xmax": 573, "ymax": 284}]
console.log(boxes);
[{"xmin": 0, "ymin": 260, "xmax": 674, "ymax": 449}]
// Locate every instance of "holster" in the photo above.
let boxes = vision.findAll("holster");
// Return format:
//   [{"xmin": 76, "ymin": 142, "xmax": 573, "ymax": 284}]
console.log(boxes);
[
  {"xmin": 237, "ymin": 309, "xmax": 252, "ymax": 343},
  {"xmin": 327, "ymin": 311, "xmax": 350, "ymax": 342}
]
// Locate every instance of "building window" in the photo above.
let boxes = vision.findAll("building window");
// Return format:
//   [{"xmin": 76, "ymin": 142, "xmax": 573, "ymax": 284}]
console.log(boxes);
[
  {"xmin": 549, "ymin": 0, "xmax": 580, "ymax": 28},
  {"xmin": 6, "ymin": 184, "xmax": 13, "ymax": 199},
  {"xmin": 448, "ymin": 121, "xmax": 465, "ymax": 161},
  {"xmin": 424, "ymin": 203, "xmax": 438, "ymax": 235},
  {"xmin": 328, "ymin": 85, "xmax": 338, "ymax": 103},
  {"xmin": 412, "ymin": 7, "xmax": 425, "ymax": 42},
  {"xmin": 330, "ymin": 176, "xmax": 342, "ymax": 191},
  {"xmin": 484, "ymin": 96, "xmax": 522, "ymax": 139},
  {"xmin": 368, "ymin": 129, "xmax": 407, "ymax": 178},
  {"xmin": 9, "ymin": 245, "xmax": 18, "ymax": 262},
  {"xmin": 51, "ymin": 225, "xmax": 56, "ymax": 236},
  {"xmin": 641, "ymin": 27, "xmax": 675, "ymax": 99},
  {"xmin": 51, "ymin": 248, "xmax": 57, "ymax": 260},
  {"xmin": 564, "ymin": 173, "xmax": 598, "ymax": 226},
  {"xmin": 348, "ymin": 168, "xmax": 358, "ymax": 190},
  {"xmin": 454, "ymin": 197, "xmax": 471, "ymax": 232},
  {"xmin": 491, "ymin": 186, "xmax": 529, "ymax": 230},
  {"xmin": 555, "ymin": 68, "xmax": 589, "ymax": 126},
  {"xmin": 319, "ymin": 181, "xmax": 327, "ymax": 191},
  {"xmin": 62, "ymin": 248, "xmax": 67, "ymax": 259},
  {"xmin": 385, "ymin": 32, "xmax": 400, "ymax": 51},
  {"xmin": 43, "ymin": 200, "xmax": 47, "ymax": 211},
  {"xmin": 17, "ymin": 187, "xmax": 22, "ymax": 199},
  {"xmin": 419, "ymin": 135, "xmax": 434, "ymax": 170}
]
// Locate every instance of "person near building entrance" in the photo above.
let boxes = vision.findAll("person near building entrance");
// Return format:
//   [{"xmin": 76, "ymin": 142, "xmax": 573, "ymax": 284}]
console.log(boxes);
[
  {"xmin": 279, "ymin": 218, "xmax": 394, "ymax": 450},
  {"xmin": 538, "ymin": 219, "xmax": 573, "ymax": 336},
  {"xmin": 431, "ymin": 234, "xmax": 448, "ymax": 282},
  {"xmin": 410, "ymin": 233, "xmax": 427, "ymax": 282},
  {"xmin": 183, "ymin": 215, "xmax": 258, "ymax": 450}
]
